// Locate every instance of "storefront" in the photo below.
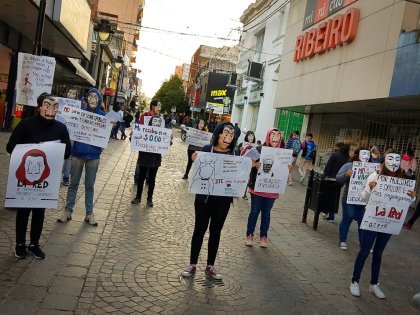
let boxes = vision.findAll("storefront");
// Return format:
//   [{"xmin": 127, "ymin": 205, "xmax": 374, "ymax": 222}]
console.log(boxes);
[{"xmin": 274, "ymin": 0, "xmax": 420, "ymax": 172}]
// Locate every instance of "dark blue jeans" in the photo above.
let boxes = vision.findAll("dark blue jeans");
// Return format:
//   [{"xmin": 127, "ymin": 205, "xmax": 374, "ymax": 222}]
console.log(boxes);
[
  {"xmin": 246, "ymin": 194, "xmax": 276, "ymax": 237},
  {"xmin": 352, "ymin": 229, "xmax": 392, "ymax": 284},
  {"xmin": 339, "ymin": 202, "xmax": 365, "ymax": 243}
]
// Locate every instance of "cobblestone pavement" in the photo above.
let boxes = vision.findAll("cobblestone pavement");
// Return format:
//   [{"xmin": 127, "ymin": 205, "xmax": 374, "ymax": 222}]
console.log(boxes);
[{"xmin": 0, "ymin": 129, "xmax": 419, "ymax": 314}]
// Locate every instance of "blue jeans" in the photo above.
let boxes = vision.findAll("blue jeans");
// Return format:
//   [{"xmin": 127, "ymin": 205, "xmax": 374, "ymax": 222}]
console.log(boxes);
[
  {"xmin": 339, "ymin": 202, "xmax": 365, "ymax": 243},
  {"xmin": 246, "ymin": 194, "xmax": 276, "ymax": 237},
  {"xmin": 65, "ymin": 157, "xmax": 100, "ymax": 215},
  {"xmin": 62, "ymin": 158, "xmax": 72, "ymax": 177},
  {"xmin": 352, "ymin": 229, "xmax": 392, "ymax": 284}
]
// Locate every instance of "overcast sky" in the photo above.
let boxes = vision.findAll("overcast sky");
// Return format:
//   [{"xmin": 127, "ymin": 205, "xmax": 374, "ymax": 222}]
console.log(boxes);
[{"xmin": 134, "ymin": 0, "xmax": 256, "ymax": 98}]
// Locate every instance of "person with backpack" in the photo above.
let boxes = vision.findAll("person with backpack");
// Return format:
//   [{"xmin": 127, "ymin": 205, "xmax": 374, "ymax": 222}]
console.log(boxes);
[
  {"xmin": 285, "ymin": 131, "xmax": 301, "ymax": 185},
  {"xmin": 298, "ymin": 133, "xmax": 317, "ymax": 183}
]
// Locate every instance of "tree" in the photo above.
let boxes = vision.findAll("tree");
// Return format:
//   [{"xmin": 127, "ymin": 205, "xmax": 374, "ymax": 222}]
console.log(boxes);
[{"xmin": 153, "ymin": 75, "xmax": 188, "ymax": 114}]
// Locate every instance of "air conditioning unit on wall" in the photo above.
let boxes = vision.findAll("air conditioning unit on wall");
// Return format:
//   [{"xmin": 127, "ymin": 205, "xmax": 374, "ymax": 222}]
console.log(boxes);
[{"xmin": 246, "ymin": 61, "xmax": 263, "ymax": 82}]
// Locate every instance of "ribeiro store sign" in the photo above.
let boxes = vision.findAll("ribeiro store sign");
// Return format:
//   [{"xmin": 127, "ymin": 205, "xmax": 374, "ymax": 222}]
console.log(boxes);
[{"xmin": 294, "ymin": 0, "xmax": 360, "ymax": 62}]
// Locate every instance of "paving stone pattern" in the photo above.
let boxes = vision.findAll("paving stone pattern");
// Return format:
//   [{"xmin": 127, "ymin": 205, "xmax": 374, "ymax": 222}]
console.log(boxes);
[{"xmin": 0, "ymin": 130, "xmax": 419, "ymax": 314}]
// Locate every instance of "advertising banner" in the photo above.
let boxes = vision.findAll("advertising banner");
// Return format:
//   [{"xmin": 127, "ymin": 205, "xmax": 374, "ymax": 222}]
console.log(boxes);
[
  {"xmin": 130, "ymin": 124, "xmax": 172, "ymax": 155},
  {"xmin": 347, "ymin": 162, "xmax": 380, "ymax": 205},
  {"xmin": 205, "ymin": 72, "xmax": 234, "ymax": 114},
  {"xmin": 185, "ymin": 128, "xmax": 213, "ymax": 147}
]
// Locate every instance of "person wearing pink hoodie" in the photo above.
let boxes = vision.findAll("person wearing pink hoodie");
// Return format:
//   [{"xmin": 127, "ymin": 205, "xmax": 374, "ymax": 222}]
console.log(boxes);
[{"xmin": 245, "ymin": 128, "xmax": 283, "ymax": 248}]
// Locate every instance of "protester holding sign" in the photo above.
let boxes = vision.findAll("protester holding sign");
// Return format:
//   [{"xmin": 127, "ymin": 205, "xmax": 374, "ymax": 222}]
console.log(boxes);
[
  {"xmin": 349, "ymin": 149, "xmax": 416, "ymax": 299},
  {"xmin": 6, "ymin": 93, "xmax": 71, "ymax": 259},
  {"xmin": 182, "ymin": 122, "xmax": 238, "ymax": 280},
  {"xmin": 239, "ymin": 130, "xmax": 256, "ymax": 200},
  {"xmin": 336, "ymin": 147, "xmax": 371, "ymax": 250},
  {"xmin": 245, "ymin": 128, "xmax": 290, "ymax": 248},
  {"xmin": 58, "ymin": 87, "xmax": 106, "ymax": 227},
  {"xmin": 182, "ymin": 119, "xmax": 208, "ymax": 180}
]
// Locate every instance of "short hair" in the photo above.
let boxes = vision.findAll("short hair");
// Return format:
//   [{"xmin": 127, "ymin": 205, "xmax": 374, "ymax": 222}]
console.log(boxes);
[
  {"xmin": 306, "ymin": 133, "xmax": 313, "ymax": 137},
  {"xmin": 150, "ymin": 100, "xmax": 159, "ymax": 109},
  {"xmin": 37, "ymin": 93, "xmax": 55, "ymax": 107}
]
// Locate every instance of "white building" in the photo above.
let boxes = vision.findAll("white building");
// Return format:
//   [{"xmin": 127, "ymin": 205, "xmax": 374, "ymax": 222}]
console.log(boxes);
[{"xmin": 231, "ymin": 0, "xmax": 290, "ymax": 143}]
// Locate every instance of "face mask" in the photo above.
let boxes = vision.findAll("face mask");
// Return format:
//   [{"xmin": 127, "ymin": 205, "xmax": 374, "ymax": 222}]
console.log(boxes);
[
  {"xmin": 384, "ymin": 153, "xmax": 401, "ymax": 172},
  {"xmin": 198, "ymin": 120, "xmax": 205, "ymax": 130},
  {"xmin": 25, "ymin": 156, "xmax": 45, "ymax": 183},
  {"xmin": 359, "ymin": 150, "xmax": 370, "ymax": 162},
  {"xmin": 38, "ymin": 98, "xmax": 58, "ymax": 120},
  {"xmin": 67, "ymin": 89, "xmax": 77, "ymax": 100},
  {"xmin": 248, "ymin": 134, "xmax": 255, "ymax": 143},
  {"xmin": 88, "ymin": 93, "xmax": 98, "ymax": 109},
  {"xmin": 270, "ymin": 130, "xmax": 281, "ymax": 147},
  {"xmin": 218, "ymin": 127, "xmax": 234, "ymax": 149}
]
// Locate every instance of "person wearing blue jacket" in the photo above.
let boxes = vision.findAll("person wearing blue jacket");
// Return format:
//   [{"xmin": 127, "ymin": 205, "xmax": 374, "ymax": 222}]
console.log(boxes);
[{"xmin": 57, "ymin": 87, "xmax": 106, "ymax": 226}]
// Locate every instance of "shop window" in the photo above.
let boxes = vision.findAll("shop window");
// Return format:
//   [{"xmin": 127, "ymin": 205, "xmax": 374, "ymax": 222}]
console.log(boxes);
[
  {"xmin": 255, "ymin": 29, "xmax": 265, "ymax": 62},
  {"xmin": 249, "ymin": 105, "xmax": 259, "ymax": 132}
]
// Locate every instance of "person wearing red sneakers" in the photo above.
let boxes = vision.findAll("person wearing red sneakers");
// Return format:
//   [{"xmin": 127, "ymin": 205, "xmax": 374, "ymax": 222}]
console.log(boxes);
[
  {"xmin": 182, "ymin": 122, "xmax": 238, "ymax": 280},
  {"xmin": 245, "ymin": 128, "xmax": 285, "ymax": 248}
]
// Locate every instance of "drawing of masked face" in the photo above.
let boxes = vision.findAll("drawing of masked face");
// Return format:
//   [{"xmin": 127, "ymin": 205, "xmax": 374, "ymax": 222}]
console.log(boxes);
[
  {"xmin": 217, "ymin": 126, "xmax": 234, "ymax": 150},
  {"xmin": 38, "ymin": 97, "xmax": 58, "ymax": 120},
  {"xmin": 270, "ymin": 130, "xmax": 281, "ymax": 147},
  {"xmin": 359, "ymin": 150, "xmax": 370, "ymax": 162},
  {"xmin": 384, "ymin": 153, "xmax": 401, "ymax": 172},
  {"xmin": 263, "ymin": 155, "xmax": 274, "ymax": 173},
  {"xmin": 88, "ymin": 93, "xmax": 98, "ymax": 109},
  {"xmin": 151, "ymin": 117, "xmax": 162, "ymax": 127},
  {"xmin": 25, "ymin": 156, "xmax": 46, "ymax": 183}
]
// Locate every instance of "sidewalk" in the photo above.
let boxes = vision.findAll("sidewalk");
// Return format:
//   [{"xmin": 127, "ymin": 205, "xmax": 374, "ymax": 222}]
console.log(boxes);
[{"xmin": 0, "ymin": 130, "xmax": 419, "ymax": 314}]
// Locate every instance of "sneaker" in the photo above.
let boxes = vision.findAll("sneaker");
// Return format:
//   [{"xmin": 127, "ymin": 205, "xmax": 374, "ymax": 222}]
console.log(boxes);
[
  {"xmin": 369, "ymin": 284, "xmax": 386, "ymax": 299},
  {"xmin": 242, "ymin": 195, "xmax": 248, "ymax": 200},
  {"xmin": 131, "ymin": 197, "xmax": 141, "ymax": 204},
  {"xmin": 324, "ymin": 218, "xmax": 335, "ymax": 223},
  {"xmin": 205, "ymin": 265, "xmax": 222, "ymax": 280},
  {"xmin": 181, "ymin": 264, "xmax": 196, "ymax": 277},
  {"xmin": 85, "ymin": 214, "xmax": 98, "ymax": 226},
  {"xmin": 287, "ymin": 181, "xmax": 293, "ymax": 186},
  {"xmin": 57, "ymin": 210, "xmax": 72, "ymax": 223},
  {"xmin": 339, "ymin": 242, "xmax": 348, "ymax": 250},
  {"xmin": 403, "ymin": 222, "xmax": 412, "ymax": 229},
  {"xmin": 27, "ymin": 244, "xmax": 45, "ymax": 259},
  {"xmin": 259, "ymin": 237, "xmax": 268, "ymax": 248},
  {"xmin": 14, "ymin": 244, "xmax": 27, "ymax": 259},
  {"xmin": 350, "ymin": 281, "xmax": 360, "ymax": 297},
  {"xmin": 182, "ymin": 174, "xmax": 188, "ymax": 180},
  {"xmin": 147, "ymin": 199, "xmax": 153, "ymax": 207},
  {"xmin": 245, "ymin": 235, "xmax": 253, "ymax": 246},
  {"xmin": 62, "ymin": 176, "xmax": 70, "ymax": 186},
  {"xmin": 299, "ymin": 176, "xmax": 305, "ymax": 183}
]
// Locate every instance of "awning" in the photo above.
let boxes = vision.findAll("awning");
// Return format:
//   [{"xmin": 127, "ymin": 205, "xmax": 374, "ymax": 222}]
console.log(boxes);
[{"xmin": 67, "ymin": 58, "xmax": 96, "ymax": 86}]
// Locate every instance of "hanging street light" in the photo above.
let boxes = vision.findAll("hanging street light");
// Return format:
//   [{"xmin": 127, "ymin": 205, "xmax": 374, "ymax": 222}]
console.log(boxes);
[
  {"xmin": 94, "ymin": 19, "xmax": 114, "ymax": 88},
  {"xmin": 113, "ymin": 56, "xmax": 124, "ymax": 106}
]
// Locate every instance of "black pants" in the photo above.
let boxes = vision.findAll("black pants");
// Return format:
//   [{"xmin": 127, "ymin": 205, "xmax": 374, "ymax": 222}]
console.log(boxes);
[
  {"xmin": 16, "ymin": 208, "xmax": 45, "ymax": 245},
  {"xmin": 190, "ymin": 198, "xmax": 230, "ymax": 266},
  {"xmin": 408, "ymin": 201, "xmax": 420, "ymax": 225},
  {"xmin": 135, "ymin": 165, "xmax": 159, "ymax": 201},
  {"xmin": 184, "ymin": 149, "xmax": 195, "ymax": 176}
]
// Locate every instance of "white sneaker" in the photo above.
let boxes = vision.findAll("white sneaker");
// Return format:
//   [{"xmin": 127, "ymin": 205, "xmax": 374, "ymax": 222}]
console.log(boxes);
[
  {"xmin": 85, "ymin": 214, "xmax": 98, "ymax": 226},
  {"xmin": 339, "ymin": 242, "xmax": 348, "ymax": 250},
  {"xmin": 57, "ymin": 210, "xmax": 72, "ymax": 223},
  {"xmin": 369, "ymin": 284, "xmax": 386, "ymax": 299},
  {"xmin": 350, "ymin": 282, "xmax": 360, "ymax": 297},
  {"xmin": 287, "ymin": 181, "xmax": 293, "ymax": 186},
  {"xmin": 299, "ymin": 176, "xmax": 305, "ymax": 183}
]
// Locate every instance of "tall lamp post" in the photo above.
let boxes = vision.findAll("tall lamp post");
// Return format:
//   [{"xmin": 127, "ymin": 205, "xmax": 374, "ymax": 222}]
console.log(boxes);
[
  {"xmin": 94, "ymin": 19, "xmax": 114, "ymax": 88},
  {"xmin": 113, "ymin": 56, "xmax": 124, "ymax": 106}
]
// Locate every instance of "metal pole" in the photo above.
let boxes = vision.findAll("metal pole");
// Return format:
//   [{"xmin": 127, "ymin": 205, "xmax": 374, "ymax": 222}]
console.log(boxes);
[
  {"xmin": 33, "ymin": 0, "xmax": 47, "ymax": 56},
  {"xmin": 302, "ymin": 169, "xmax": 315, "ymax": 223},
  {"xmin": 113, "ymin": 70, "xmax": 121, "ymax": 105},
  {"xmin": 96, "ymin": 45, "xmax": 104, "ymax": 88}
]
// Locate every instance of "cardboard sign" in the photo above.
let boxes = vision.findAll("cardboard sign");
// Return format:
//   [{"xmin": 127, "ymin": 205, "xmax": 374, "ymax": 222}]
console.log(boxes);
[
  {"xmin": 104, "ymin": 110, "xmax": 122, "ymax": 123},
  {"xmin": 5, "ymin": 143, "xmax": 66, "ymax": 208},
  {"xmin": 57, "ymin": 97, "xmax": 81, "ymax": 112},
  {"xmin": 188, "ymin": 152, "xmax": 252, "ymax": 197},
  {"xmin": 347, "ymin": 162, "xmax": 380, "ymax": 205},
  {"xmin": 185, "ymin": 128, "xmax": 213, "ymax": 147},
  {"xmin": 130, "ymin": 124, "xmax": 172, "ymax": 155},
  {"xmin": 59, "ymin": 105, "xmax": 112, "ymax": 149},
  {"xmin": 254, "ymin": 147, "xmax": 293, "ymax": 194},
  {"xmin": 16, "ymin": 53, "xmax": 56, "ymax": 107},
  {"xmin": 143, "ymin": 116, "xmax": 165, "ymax": 127},
  {"xmin": 360, "ymin": 175, "xmax": 416, "ymax": 235}
]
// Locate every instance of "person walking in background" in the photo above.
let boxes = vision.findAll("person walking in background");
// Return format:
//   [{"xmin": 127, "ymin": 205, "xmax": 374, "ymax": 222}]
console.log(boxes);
[
  {"xmin": 298, "ymin": 133, "xmax": 317, "ymax": 183},
  {"xmin": 207, "ymin": 118, "xmax": 216, "ymax": 133},
  {"xmin": 110, "ymin": 104, "xmax": 121, "ymax": 140},
  {"xmin": 7, "ymin": 93, "xmax": 71, "ymax": 259},
  {"xmin": 57, "ymin": 87, "xmax": 106, "ymax": 226},
  {"xmin": 182, "ymin": 119, "xmax": 207, "ymax": 180},
  {"xmin": 120, "ymin": 105, "xmax": 132, "ymax": 140},
  {"xmin": 349, "ymin": 149, "xmax": 416, "ymax": 299},
  {"xmin": 181, "ymin": 122, "xmax": 238, "ymax": 280},
  {"xmin": 285, "ymin": 131, "xmax": 301, "ymax": 185},
  {"xmin": 322, "ymin": 142, "xmax": 350, "ymax": 222},
  {"xmin": 234, "ymin": 123, "xmax": 241, "ymax": 141},
  {"xmin": 400, "ymin": 148, "xmax": 417, "ymax": 179},
  {"xmin": 336, "ymin": 147, "xmax": 371, "ymax": 250},
  {"xmin": 238, "ymin": 130, "xmax": 256, "ymax": 200},
  {"xmin": 370, "ymin": 146, "xmax": 383, "ymax": 164}
]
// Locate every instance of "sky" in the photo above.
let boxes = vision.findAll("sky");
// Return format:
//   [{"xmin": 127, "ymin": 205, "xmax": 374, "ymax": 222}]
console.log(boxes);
[{"xmin": 133, "ymin": 0, "xmax": 256, "ymax": 98}]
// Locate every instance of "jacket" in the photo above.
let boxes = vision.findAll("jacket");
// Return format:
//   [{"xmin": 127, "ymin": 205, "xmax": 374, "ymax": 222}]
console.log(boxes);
[
  {"xmin": 72, "ymin": 88, "xmax": 106, "ymax": 160},
  {"xmin": 336, "ymin": 162, "xmax": 353, "ymax": 202},
  {"xmin": 324, "ymin": 151, "xmax": 349, "ymax": 179}
]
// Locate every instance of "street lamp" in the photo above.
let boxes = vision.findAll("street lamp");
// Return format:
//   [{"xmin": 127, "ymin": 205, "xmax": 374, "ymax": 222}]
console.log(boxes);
[
  {"xmin": 113, "ymin": 56, "xmax": 124, "ymax": 106},
  {"xmin": 94, "ymin": 19, "xmax": 114, "ymax": 88}
]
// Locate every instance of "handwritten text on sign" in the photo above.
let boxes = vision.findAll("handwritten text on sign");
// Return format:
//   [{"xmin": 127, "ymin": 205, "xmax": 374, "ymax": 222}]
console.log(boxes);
[
  {"xmin": 16, "ymin": 53, "xmax": 56, "ymax": 107},
  {"xmin": 59, "ymin": 105, "xmax": 112, "ymax": 149},
  {"xmin": 185, "ymin": 128, "xmax": 213, "ymax": 147},
  {"xmin": 188, "ymin": 152, "xmax": 252, "ymax": 197},
  {"xmin": 5, "ymin": 143, "xmax": 65, "ymax": 208},
  {"xmin": 131, "ymin": 124, "xmax": 172, "ymax": 155},
  {"xmin": 347, "ymin": 162, "xmax": 380, "ymax": 205},
  {"xmin": 360, "ymin": 175, "xmax": 416, "ymax": 235}
]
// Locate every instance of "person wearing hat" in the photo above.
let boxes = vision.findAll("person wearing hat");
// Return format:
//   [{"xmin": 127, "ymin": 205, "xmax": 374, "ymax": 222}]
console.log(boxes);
[{"xmin": 6, "ymin": 93, "xmax": 71, "ymax": 259}]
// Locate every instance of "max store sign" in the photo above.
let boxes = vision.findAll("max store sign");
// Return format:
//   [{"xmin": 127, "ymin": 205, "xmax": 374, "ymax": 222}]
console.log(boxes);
[{"xmin": 294, "ymin": 7, "xmax": 360, "ymax": 62}]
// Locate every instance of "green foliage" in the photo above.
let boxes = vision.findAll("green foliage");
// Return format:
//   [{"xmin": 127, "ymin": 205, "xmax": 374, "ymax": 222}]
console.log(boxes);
[{"xmin": 153, "ymin": 75, "xmax": 188, "ymax": 113}]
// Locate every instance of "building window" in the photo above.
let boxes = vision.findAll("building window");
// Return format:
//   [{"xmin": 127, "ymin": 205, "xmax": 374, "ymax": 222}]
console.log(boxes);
[
  {"xmin": 237, "ymin": 107, "xmax": 244, "ymax": 127},
  {"xmin": 255, "ymin": 29, "xmax": 265, "ymax": 62},
  {"xmin": 249, "ymin": 104, "xmax": 259, "ymax": 132},
  {"xmin": 278, "ymin": 11, "xmax": 285, "ymax": 37}
]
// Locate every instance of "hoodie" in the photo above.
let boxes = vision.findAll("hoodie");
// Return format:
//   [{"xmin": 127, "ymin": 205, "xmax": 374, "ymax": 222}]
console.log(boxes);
[
  {"xmin": 247, "ymin": 128, "xmax": 282, "ymax": 199},
  {"xmin": 72, "ymin": 87, "xmax": 106, "ymax": 160}
]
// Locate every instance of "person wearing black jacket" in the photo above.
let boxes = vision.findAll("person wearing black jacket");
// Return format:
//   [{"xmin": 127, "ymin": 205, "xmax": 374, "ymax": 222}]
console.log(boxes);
[
  {"xmin": 6, "ymin": 93, "xmax": 71, "ymax": 259},
  {"xmin": 182, "ymin": 122, "xmax": 237, "ymax": 280}
]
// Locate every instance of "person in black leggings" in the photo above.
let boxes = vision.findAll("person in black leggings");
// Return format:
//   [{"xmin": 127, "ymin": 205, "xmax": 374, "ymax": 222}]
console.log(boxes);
[{"xmin": 181, "ymin": 122, "xmax": 237, "ymax": 280}]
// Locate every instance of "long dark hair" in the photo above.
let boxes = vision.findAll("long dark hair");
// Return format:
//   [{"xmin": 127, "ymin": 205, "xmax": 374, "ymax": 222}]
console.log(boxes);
[{"xmin": 349, "ymin": 146, "xmax": 369, "ymax": 162}]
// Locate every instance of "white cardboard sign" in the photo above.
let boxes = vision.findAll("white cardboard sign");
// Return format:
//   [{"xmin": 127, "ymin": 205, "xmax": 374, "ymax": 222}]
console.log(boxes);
[
  {"xmin": 185, "ymin": 128, "xmax": 213, "ymax": 147},
  {"xmin": 5, "ymin": 143, "xmax": 66, "ymax": 208},
  {"xmin": 57, "ymin": 97, "xmax": 81, "ymax": 112},
  {"xmin": 104, "ymin": 110, "xmax": 121, "ymax": 123},
  {"xmin": 347, "ymin": 162, "xmax": 380, "ymax": 205},
  {"xmin": 188, "ymin": 152, "xmax": 252, "ymax": 197},
  {"xmin": 130, "ymin": 124, "xmax": 172, "ymax": 155}
]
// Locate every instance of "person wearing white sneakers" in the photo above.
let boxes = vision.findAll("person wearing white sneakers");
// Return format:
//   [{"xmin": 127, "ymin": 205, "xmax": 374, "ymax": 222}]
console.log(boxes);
[{"xmin": 349, "ymin": 149, "xmax": 416, "ymax": 299}]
